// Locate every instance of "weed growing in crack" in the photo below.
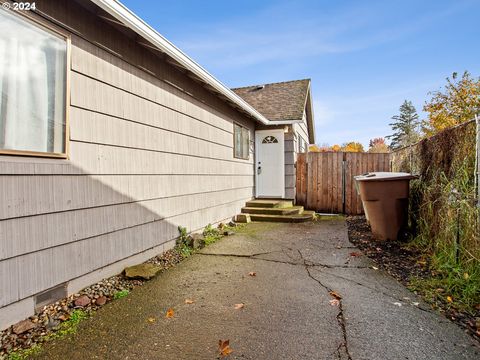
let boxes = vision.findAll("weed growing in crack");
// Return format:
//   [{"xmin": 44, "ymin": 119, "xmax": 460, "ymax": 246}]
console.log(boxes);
[
  {"xmin": 113, "ymin": 289, "xmax": 129, "ymax": 300},
  {"xmin": 176, "ymin": 225, "xmax": 193, "ymax": 258}
]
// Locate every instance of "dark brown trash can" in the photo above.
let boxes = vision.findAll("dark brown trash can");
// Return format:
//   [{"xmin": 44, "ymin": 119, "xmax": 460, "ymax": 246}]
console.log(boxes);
[{"xmin": 354, "ymin": 172, "xmax": 416, "ymax": 241}]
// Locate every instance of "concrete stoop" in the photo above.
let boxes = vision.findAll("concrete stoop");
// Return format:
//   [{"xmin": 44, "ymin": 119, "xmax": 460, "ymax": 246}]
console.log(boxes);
[{"xmin": 237, "ymin": 199, "xmax": 315, "ymax": 223}]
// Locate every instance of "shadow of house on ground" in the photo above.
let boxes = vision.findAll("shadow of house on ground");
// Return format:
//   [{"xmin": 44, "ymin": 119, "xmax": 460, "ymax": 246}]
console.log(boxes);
[{"xmin": 32, "ymin": 221, "xmax": 480, "ymax": 360}]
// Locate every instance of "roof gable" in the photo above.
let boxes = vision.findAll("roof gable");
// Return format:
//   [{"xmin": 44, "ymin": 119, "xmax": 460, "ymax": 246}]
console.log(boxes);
[{"xmin": 232, "ymin": 79, "xmax": 310, "ymax": 121}]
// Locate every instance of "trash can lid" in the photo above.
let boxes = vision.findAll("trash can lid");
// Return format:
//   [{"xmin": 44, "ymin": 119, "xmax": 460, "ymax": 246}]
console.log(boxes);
[{"xmin": 354, "ymin": 172, "xmax": 417, "ymax": 182}]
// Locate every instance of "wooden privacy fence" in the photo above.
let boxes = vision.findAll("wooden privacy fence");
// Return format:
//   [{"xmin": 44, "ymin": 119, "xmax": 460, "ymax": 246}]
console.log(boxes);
[{"xmin": 296, "ymin": 152, "xmax": 391, "ymax": 215}]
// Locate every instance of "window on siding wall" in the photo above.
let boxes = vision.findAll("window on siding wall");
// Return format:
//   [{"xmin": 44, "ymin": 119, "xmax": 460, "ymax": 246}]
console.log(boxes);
[
  {"xmin": 0, "ymin": 9, "xmax": 68, "ymax": 157},
  {"xmin": 234, "ymin": 123, "xmax": 249, "ymax": 160},
  {"xmin": 298, "ymin": 136, "xmax": 306, "ymax": 153}
]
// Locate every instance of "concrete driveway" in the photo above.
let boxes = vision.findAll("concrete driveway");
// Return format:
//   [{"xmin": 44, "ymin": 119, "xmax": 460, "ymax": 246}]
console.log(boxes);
[{"xmin": 34, "ymin": 219, "xmax": 479, "ymax": 360}]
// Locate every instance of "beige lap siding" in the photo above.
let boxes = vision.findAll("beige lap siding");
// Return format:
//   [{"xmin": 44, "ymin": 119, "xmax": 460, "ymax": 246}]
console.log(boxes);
[
  {"xmin": 284, "ymin": 131, "xmax": 296, "ymax": 200},
  {"xmin": 0, "ymin": 0, "xmax": 255, "ymax": 327}
]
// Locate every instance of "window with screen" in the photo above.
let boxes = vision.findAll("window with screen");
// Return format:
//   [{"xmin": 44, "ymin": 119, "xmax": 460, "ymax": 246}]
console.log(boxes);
[
  {"xmin": 234, "ymin": 123, "xmax": 249, "ymax": 160},
  {"xmin": 0, "ymin": 8, "xmax": 68, "ymax": 157}
]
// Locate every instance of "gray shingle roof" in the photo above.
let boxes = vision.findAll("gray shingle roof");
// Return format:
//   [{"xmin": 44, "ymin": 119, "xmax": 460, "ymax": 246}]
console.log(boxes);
[{"xmin": 232, "ymin": 79, "xmax": 310, "ymax": 121}]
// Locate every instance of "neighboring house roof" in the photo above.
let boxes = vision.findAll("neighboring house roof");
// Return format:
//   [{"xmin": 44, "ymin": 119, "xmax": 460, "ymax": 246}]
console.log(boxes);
[
  {"xmin": 232, "ymin": 79, "xmax": 315, "ymax": 143},
  {"xmin": 87, "ymin": 0, "xmax": 270, "ymax": 125}
]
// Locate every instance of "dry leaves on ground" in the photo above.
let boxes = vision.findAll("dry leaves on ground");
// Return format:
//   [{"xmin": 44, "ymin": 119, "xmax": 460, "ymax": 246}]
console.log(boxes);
[
  {"xmin": 234, "ymin": 303, "xmax": 244, "ymax": 310},
  {"xmin": 218, "ymin": 339, "xmax": 233, "ymax": 357},
  {"xmin": 248, "ymin": 272, "xmax": 256, "ymax": 277},
  {"xmin": 185, "ymin": 299, "xmax": 195, "ymax": 304},
  {"xmin": 165, "ymin": 308, "xmax": 175, "ymax": 318},
  {"xmin": 147, "ymin": 317, "xmax": 156, "ymax": 323},
  {"xmin": 329, "ymin": 291, "xmax": 342, "ymax": 300},
  {"xmin": 329, "ymin": 299, "xmax": 340, "ymax": 307}
]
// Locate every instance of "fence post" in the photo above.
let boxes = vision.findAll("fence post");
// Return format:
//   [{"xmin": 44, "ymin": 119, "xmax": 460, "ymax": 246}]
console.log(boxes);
[{"xmin": 476, "ymin": 114, "xmax": 480, "ymax": 207}]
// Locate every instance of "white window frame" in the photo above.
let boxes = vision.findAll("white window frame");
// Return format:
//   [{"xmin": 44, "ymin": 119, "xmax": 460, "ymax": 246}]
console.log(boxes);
[{"xmin": 233, "ymin": 122, "xmax": 250, "ymax": 160}]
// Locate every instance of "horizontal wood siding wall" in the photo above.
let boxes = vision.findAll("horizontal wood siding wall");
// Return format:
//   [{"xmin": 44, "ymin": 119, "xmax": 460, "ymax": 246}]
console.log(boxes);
[
  {"xmin": 284, "ymin": 130, "xmax": 296, "ymax": 199},
  {"xmin": 0, "ymin": 0, "xmax": 255, "ymax": 312}
]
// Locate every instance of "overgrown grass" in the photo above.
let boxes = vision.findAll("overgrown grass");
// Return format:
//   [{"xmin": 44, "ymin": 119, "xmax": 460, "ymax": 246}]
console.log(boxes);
[{"xmin": 405, "ymin": 137, "xmax": 480, "ymax": 312}]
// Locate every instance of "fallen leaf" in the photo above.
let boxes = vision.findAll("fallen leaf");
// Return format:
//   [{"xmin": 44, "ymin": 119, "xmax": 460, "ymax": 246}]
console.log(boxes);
[
  {"xmin": 165, "ymin": 308, "xmax": 174, "ymax": 318},
  {"xmin": 371, "ymin": 266, "xmax": 379, "ymax": 270},
  {"xmin": 463, "ymin": 272, "xmax": 469, "ymax": 280},
  {"xmin": 248, "ymin": 272, "xmax": 256, "ymax": 277},
  {"xmin": 376, "ymin": 247, "xmax": 382, "ymax": 252},
  {"xmin": 349, "ymin": 252, "xmax": 361, "ymax": 257},
  {"xmin": 412, "ymin": 302, "xmax": 420, "ymax": 306},
  {"xmin": 329, "ymin": 291, "xmax": 342, "ymax": 300},
  {"xmin": 329, "ymin": 299, "xmax": 340, "ymax": 306},
  {"xmin": 234, "ymin": 303, "xmax": 244, "ymax": 310},
  {"xmin": 446, "ymin": 296, "xmax": 453, "ymax": 303},
  {"xmin": 147, "ymin": 317, "xmax": 156, "ymax": 323},
  {"xmin": 185, "ymin": 299, "xmax": 195, "ymax": 304},
  {"xmin": 218, "ymin": 339, "xmax": 233, "ymax": 357},
  {"xmin": 393, "ymin": 302, "xmax": 402, "ymax": 307}
]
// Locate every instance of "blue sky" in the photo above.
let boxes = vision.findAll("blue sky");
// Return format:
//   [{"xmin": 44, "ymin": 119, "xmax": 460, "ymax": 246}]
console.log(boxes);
[{"xmin": 122, "ymin": 0, "xmax": 480, "ymax": 148}]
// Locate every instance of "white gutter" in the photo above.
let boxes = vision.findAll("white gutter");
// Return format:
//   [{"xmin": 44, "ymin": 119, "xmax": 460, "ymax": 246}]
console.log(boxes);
[
  {"xmin": 89, "ymin": 0, "xmax": 270, "ymax": 125},
  {"xmin": 268, "ymin": 120, "xmax": 304, "ymax": 125}
]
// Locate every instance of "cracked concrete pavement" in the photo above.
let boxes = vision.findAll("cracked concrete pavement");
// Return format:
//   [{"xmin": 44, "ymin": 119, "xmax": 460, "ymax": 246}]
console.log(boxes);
[{"xmin": 35, "ymin": 219, "xmax": 479, "ymax": 360}]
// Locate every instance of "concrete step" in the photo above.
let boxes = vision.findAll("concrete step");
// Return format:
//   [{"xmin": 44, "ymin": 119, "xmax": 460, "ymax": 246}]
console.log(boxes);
[
  {"xmin": 249, "ymin": 212, "xmax": 315, "ymax": 223},
  {"xmin": 241, "ymin": 206, "xmax": 304, "ymax": 215},
  {"xmin": 245, "ymin": 199, "xmax": 294, "ymax": 209}
]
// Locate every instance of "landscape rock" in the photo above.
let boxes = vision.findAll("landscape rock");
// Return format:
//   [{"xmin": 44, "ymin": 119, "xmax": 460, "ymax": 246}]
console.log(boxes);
[
  {"xmin": 189, "ymin": 233, "xmax": 206, "ymax": 249},
  {"xmin": 95, "ymin": 296, "xmax": 107, "ymax": 306},
  {"xmin": 46, "ymin": 317, "xmax": 60, "ymax": 330},
  {"xmin": 12, "ymin": 320, "xmax": 36, "ymax": 335},
  {"xmin": 74, "ymin": 295, "xmax": 91, "ymax": 307},
  {"xmin": 235, "ymin": 214, "xmax": 251, "ymax": 223},
  {"xmin": 124, "ymin": 263, "xmax": 161, "ymax": 280}
]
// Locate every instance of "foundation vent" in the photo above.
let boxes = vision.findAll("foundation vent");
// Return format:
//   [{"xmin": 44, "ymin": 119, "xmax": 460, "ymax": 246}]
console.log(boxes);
[{"xmin": 34, "ymin": 283, "xmax": 68, "ymax": 312}]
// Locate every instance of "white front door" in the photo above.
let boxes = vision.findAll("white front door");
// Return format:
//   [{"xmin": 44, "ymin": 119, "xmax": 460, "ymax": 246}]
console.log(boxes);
[{"xmin": 255, "ymin": 129, "xmax": 285, "ymax": 198}]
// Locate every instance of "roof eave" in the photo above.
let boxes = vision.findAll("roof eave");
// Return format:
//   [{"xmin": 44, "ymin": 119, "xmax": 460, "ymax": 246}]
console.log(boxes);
[
  {"xmin": 305, "ymin": 84, "xmax": 315, "ymax": 144},
  {"xmin": 89, "ymin": 0, "xmax": 270, "ymax": 125}
]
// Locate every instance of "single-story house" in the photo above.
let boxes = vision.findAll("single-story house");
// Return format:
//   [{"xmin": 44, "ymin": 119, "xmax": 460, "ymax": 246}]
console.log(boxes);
[{"xmin": 0, "ymin": 0, "xmax": 314, "ymax": 329}]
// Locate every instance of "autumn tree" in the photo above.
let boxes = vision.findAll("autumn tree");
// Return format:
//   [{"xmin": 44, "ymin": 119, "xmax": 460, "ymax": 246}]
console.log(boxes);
[
  {"xmin": 341, "ymin": 142, "xmax": 364, "ymax": 152},
  {"xmin": 387, "ymin": 100, "xmax": 420, "ymax": 149},
  {"xmin": 423, "ymin": 71, "xmax": 480, "ymax": 136},
  {"xmin": 309, "ymin": 144, "xmax": 322, "ymax": 152},
  {"xmin": 368, "ymin": 138, "xmax": 389, "ymax": 153},
  {"xmin": 309, "ymin": 143, "xmax": 342, "ymax": 152}
]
